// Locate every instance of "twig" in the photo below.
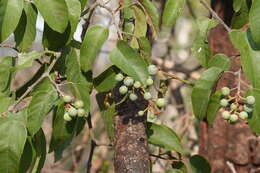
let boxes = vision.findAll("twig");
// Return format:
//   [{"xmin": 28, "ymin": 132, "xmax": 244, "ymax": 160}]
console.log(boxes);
[
  {"xmin": 8, "ymin": 53, "xmax": 60, "ymax": 112},
  {"xmin": 199, "ymin": 0, "xmax": 232, "ymax": 32},
  {"xmin": 226, "ymin": 161, "xmax": 237, "ymax": 173},
  {"xmin": 159, "ymin": 70, "xmax": 193, "ymax": 86}
]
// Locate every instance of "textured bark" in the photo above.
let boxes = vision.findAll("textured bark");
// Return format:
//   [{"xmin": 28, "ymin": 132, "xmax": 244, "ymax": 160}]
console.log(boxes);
[
  {"xmin": 113, "ymin": 90, "xmax": 150, "ymax": 173},
  {"xmin": 199, "ymin": 1, "xmax": 260, "ymax": 173}
]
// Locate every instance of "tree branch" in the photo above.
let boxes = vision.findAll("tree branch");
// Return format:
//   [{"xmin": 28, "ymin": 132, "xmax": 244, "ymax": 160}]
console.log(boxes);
[
  {"xmin": 8, "ymin": 52, "xmax": 60, "ymax": 112},
  {"xmin": 199, "ymin": 0, "xmax": 232, "ymax": 32}
]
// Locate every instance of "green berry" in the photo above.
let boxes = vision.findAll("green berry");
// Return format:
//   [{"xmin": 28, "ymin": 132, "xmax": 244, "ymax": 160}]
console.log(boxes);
[
  {"xmin": 124, "ymin": 77, "xmax": 134, "ymax": 86},
  {"xmin": 138, "ymin": 111, "xmax": 144, "ymax": 116},
  {"xmin": 134, "ymin": 81, "xmax": 142, "ymax": 88},
  {"xmin": 220, "ymin": 99, "xmax": 229, "ymax": 107},
  {"xmin": 156, "ymin": 98, "xmax": 166, "ymax": 108},
  {"xmin": 221, "ymin": 87, "xmax": 230, "ymax": 96},
  {"xmin": 119, "ymin": 85, "xmax": 128, "ymax": 94},
  {"xmin": 77, "ymin": 108, "xmax": 86, "ymax": 117},
  {"xmin": 63, "ymin": 112, "xmax": 72, "ymax": 121},
  {"xmin": 230, "ymin": 103, "xmax": 237, "ymax": 110},
  {"xmin": 246, "ymin": 96, "xmax": 255, "ymax": 105},
  {"xmin": 244, "ymin": 105, "xmax": 253, "ymax": 113},
  {"xmin": 222, "ymin": 111, "xmax": 230, "ymax": 120},
  {"xmin": 115, "ymin": 73, "xmax": 124, "ymax": 81},
  {"xmin": 148, "ymin": 65, "xmax": 158, "ymax": 75},
  {"xmin": 74, "ymin": 100, "xmax": 84, "ymax": 108},
  {"xmin": 146, "ymin": 77, "xmax": 153, "ymax": 86},
  {"xmin": 129, "ymin": 93, "xmax": 138, "ymax": 101},
  {"xmin": 239, "ymin": 111, "xmax": 248, "ymax": 120},
  {"xmin": 144, "ymin": 92, "xmax": 152, "ymax": 100},
  {"xmin": 63, "ymin": 95, "xmax": 73, "ymax": 103},
  {"xmin": 68, "ymin": 107, "xmax": 78, "ymax": 117},
  {"xmin": 230, "ymin": 114, "xmax": 238, "ymax": 122}
]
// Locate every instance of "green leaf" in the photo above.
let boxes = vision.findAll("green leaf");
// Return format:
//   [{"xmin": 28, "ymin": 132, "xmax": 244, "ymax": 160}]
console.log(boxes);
[
  {"xmin": 109, "ymin": 40, "xmax": 149, "ymax": 84},
  {"xmin": 96, "ymin": 92, "xmax": 115, "ymax": 140},
  {"xmin": 138, "ymin": 0, "xmax": 159, "ymax": 38},
  {"xmin": 80, "ymin": 0, "xmax": 88, "ymax": 11},
  {"xmin": 191, "ymin": 17, "xmax": 218, "ymax": 67},
  {"xmin": 147, "ymin": 122, "xmax": 183, "ymax": 153},
  {"xmin": 130, "ymin": 5, "xmax": 147, "ymax": 48},
  {"xmin": 0, "ymin": 113, "xmax": 27, "ymax": 173},
  {"xmin": 19, "ymin": 138, "xmax": 35, "ymax": 173},
  {"xmin": 208, "ymin": 54, "xmax": 231, "ymax": 71},
  {"xmin": 162, "ymin": 0, "xmax": 186, "ymax": 27},
  {"xmin": 191, "ymin": 67, "xmax": 223, "ymax": 120},
  {"xmin": 249, "ymin": 0, "xmax": 260, "ymax": 43},
  {"xmin": 189, "ymin": 155, "xmax": 211, "ymax": 173},
  {"xmin": 14, "ymin": 2, "xmax": 37, "ymax": 51},
  {"xmin": 27, "ymin": 78, "xmax": 58, "ymax": 136},
  {"xmin": 0, "ymin": 94, "xmax": 13, "ymax": 113},
  {"xmin": 0, "ymin": 56, "xmax": 13, "ymax": 92},
  {"xmin": 206, "ymin": 91, "xmax": 222, "ymax": 124},
  {"xmin": 166, "ymin": 169, "xmax": 184, "ymax": 173},
  {"xmin": 65, "ymin": 48, "xmax": 92, "ymax": 113},
  {"xmin": 231, "ymin": 0, "xmax": 249, "ymax": 29},
  {"xmin": 230, "ymin": 30, "xmax": 260, "ymax": 88},
  {"xmin": 34, "ymin": 0, "xmax": 69, "ymax": 33},
  {"xmin": 80, "ymin": 25, "xmax": 109, "ymax": 72},
  {"xmin": 65, "ymin": 0, "xmax": 81, "ymax": 44},
  {"xmin": 93, "ymin": 66, "xmax": 119, "ymax": 92},
  {"xmin": 233, "ymin": 0, "xmax": 243, "ymax": 12},
  {"xmin": 17, "ymin": 51, "xmax": 43, "ymax": 69},
  {"xmin": 31, "ymin": 128, "xmax": 46, "ymax": 173},
  {"xmin": 246, "ymin": 89, "xmax": 260, "ymax": 133},
  {"xmin": 137, "ymin": 37, "xmax": 152, "ymax": 64},
  {"xmin": 43, "ymin": 23, "xmax": 71, "ymax": 51},
  {"xmin": 0, "ymin": 0, "xmax": 24, "ymax": 42}
]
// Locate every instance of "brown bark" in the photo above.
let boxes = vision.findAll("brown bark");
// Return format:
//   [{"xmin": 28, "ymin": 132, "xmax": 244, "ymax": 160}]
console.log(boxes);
[
  {"xmin": 199, "ymin": 1, "xmax": 260, "ymax": 173},
  {"xmin": 113, "ymin": 90, "xmax": 150, "ymax": 173}
]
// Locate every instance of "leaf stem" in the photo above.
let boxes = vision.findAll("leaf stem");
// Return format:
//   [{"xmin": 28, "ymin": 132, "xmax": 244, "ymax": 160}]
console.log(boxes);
[{"xmin": 159, "ymin": 70, "xmax": 193, "ymax": 86}]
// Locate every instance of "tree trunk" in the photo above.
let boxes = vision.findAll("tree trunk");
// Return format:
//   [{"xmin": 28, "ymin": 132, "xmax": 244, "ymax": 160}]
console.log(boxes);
[
  {"xmin": 113, "ymin": 90, "xmax": 150, "ymax": 173},
  {"xmin": 199, "ymin": 1, "xmax": 260, "ymax": 173}
]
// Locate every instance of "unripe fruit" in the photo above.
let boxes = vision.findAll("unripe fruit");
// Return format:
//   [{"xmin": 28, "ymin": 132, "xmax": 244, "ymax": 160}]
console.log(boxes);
[
  {"xmin": 74, "ymin": 100, "xmax": 84, "ymax": 108},
  {"xmin": 230, "ymin": 103, "xmax": 237, "ymax": 110},
  {"xmin": 156, "ymin": 98, "xmax": 166, "ymax": 108},
  {"xmin": 246, "ymin": 96, "xmax": 255, "ymax": 105},
  {"xmin": 138, "ymin": 111, "xmax": 144, "ymax": 116},
  {"xmin": 119, "ymin": 85, "xmax": 128, "ymax": 94},
  {"xmin": 68, "ymin": 107, "xmax": 78, "ymax": 117},
  {"xmin": 77, "ymin": 108, "xmax": 86, "ymax": 117},
  {"xmin": 220, "ymin": 99, "xmax": 228, "ymax": 107},
  {"xmin": 63, "ymin": 112, "xmax": 72, "ymax": 121},
  {"xmin": 146, "ymin": 77, "xmax": 153, "ymax": 86},
  {"xmin": 115, "ymin": 73, "xmax": 124, "ymax": 81},
  {"xmin": 134, "ymin": 81, "xmax": 142, "ymax": 88},
  {"xmin": 221, "ymin": 87, "xmax": 230, "ymax": 96},
  {"xmin": 63, "ymin": 95, "xmax": 73, "ymax": 103},
  {"xmin": 144, "ymin": 92, "xmax": 152, "ymax": 100},
  {"xmin": 244, "ymin": 105, "xmax": 253, "ymax": 113},
  {"xmin": 129, "ymin": 93, "xmax": 138, "ymax": 101},
  {"xmin": 124, "ymin": 77, "xmax": 134, "ymax": 86},
  {"xmin": 222, "ymin": 111, "xmax": 230, "ymax": 120},
  {"xmin": 239, "ymin": 111, "xmax": 248, "ymax": 120},
  {"xmin": 148, "ymin": 64, "xmax": 158, "ymax": 75},
  {"xmin": 230, "ymin": 114, "xmax": 238, "ymax": 122}
]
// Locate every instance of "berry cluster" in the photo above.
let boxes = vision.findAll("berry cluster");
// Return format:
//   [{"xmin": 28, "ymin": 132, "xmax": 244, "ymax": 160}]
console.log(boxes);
[
  {"xmin": 115, "ymin": 65, "xmax": 166, "ymax": 119},
  {"xmin": 220, "ymin": 87, "xmax": 255, "ymax": 123},
  {"xmin": 63, "ymin": 95, "xmax": 87, "ymax": 121}
]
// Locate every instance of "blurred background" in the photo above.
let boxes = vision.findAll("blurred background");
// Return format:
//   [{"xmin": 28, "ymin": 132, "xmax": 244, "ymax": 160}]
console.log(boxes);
[{"xmin": 0, "ymin": 0, "xmax": 212, "ymax": 172}]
